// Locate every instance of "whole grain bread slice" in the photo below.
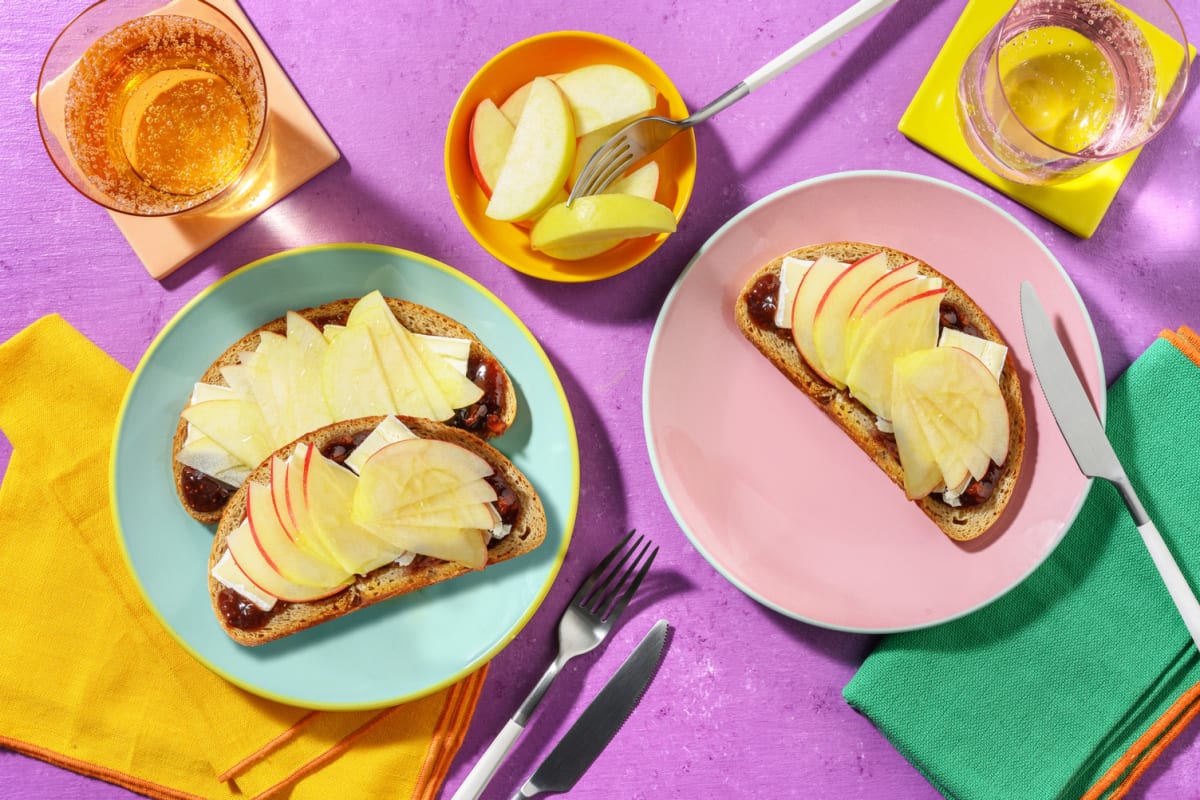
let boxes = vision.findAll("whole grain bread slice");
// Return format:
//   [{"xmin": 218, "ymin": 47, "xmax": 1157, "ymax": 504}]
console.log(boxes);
[
  {"xmin": 734, "ymin": 241, "xmax": 1026, "ymax": 541},
  {"xmin": 173, "ymin": 296, "xmax": 517, "ymax": 524},
  {"xmin": 210, "ymin": 415, "xmax": 547, "ymax": 646}
]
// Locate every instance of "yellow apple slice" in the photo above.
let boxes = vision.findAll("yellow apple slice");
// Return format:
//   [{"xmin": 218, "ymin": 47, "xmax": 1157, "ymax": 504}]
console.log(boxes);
[
  {"xmin": 286, "ymin": 311, "xmax": 335, "ymax": 436},
  {"xmin": 181, "ymin": 398, "xmax": 271, "ymax": 469},
  {"xmin": 911, "ymin": 394, "xmax": 991, "ymax": 483},
  {"xmin": 469, "ymin": 98, "xmax": 516, "ymax": 195},
  {"xmin": 845, "ymin": 276, "xmax": 943, "ymax": 374},
  {"xmin": 498, "ymin": 74, "xmax": 564, "ymax": 125},
  {"xmin": 345, "ymin": 293, "xmax": 445, "ymax": 420},
  {"xmin": 353, "ymin": 438, "xmax": 495, "ymax": 526},
  {"xmin": 321, "ymin": 320, "xmax": 397, "ymax": 419},
  {"xmin": 844, "ymin": 287, "xmax": 946, "ymax": 421},
  {"xmin": 226, "ymin": 520, "xmax": 349, "ymax": 603},
  {"xmin": 899, "ymin": 346, "xmax": 1011, "ymax": 466},
  {"xmin": 530, "ymin": 194, "xmax": 676, "ymax": 253},
  {"xmin": 303, "ymin": 449, "xmax": 398, "ymax": 576},
  {"xmin": 789, "ymin": 256, "xmax": 848, "ymax": 384},
  {"xmin": 534, "ymin": 162, "xmax": 662, "ymax": 260},
  {"xmin": 553, "ymin": 64, "xmax": 656, "ymax": 135},
  {"xmin": 384, "ymin": 480, "xmax": 498, "ymax": 516},
  {"xmin": 812, "ymin": 252, "xmax": 891, "ymax": 387},
  {"xmin": 247, "ymin": 478, "xmax": 348, "ymax": 589},
  {"xmin": 486, "ymin": 77, "xmax": 576, "ymax": 222},
  {"xmin": 889, "ymin": 375, "xmax": 944, "ymax": 499},
  {"xmin": 365, "ymin": 524, "xmax": 489, "ymax": 570},
  {"xmin": 176, "ymin": 435, "xmax": 248, "ymax": 484}
]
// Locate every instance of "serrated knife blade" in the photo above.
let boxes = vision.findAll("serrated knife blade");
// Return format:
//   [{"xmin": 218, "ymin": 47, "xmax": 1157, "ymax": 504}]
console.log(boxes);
[
  {"xmin": 1020, "ymin": 281, "xmax": 1200, "ymax": 650},
  {"xmin": 511, "ymin": 620, "xmax": 669, "ymax": 799}
]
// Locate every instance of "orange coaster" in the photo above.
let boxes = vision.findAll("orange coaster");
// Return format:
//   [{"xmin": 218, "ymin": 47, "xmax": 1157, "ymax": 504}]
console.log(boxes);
[
  {"xmin": 36, "ymin": 0, "xmax": 340, "ymax": 279},
  {"xmin": 899, "ymin": 0, "xmax": 1192, "ymax": 239}
]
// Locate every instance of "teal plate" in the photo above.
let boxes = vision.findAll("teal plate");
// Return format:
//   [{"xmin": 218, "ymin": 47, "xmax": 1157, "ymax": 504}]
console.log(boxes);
[{"xmin": 111, "ymin": 243, "xmax": 579, "ymax": 710}]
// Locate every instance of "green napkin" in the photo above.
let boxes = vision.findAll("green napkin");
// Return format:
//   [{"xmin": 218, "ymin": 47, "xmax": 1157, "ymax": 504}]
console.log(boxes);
[{"xmin": 843, "ymin": 333, "xmax": 1200, "ymax": 800}]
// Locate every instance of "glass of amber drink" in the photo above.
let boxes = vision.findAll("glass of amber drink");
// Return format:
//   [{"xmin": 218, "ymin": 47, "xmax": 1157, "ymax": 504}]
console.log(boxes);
[
  {"xmin": 956, "ymin": 0, "xmax": 1190, "ymax": 185},
  {"xmin": 37, "ymin": 0, "xmax": 269, "ymax": 216}
]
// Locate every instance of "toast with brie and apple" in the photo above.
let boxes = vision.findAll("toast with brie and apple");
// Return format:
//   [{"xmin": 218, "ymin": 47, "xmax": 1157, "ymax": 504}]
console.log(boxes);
[
  {"xmin": 173, "ymin": 291, "xmax": 517, "ymax": 525},
  {"xmin": 209, "ymin": 414, "xmax": 547, "ymax": 646},
  {"xmin": 734, "ymin": 241, "xmax": 1026, "ymax": 541}
]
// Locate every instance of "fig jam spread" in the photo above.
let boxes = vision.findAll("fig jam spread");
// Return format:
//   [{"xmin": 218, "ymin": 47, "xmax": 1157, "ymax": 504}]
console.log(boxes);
[
  {"xmin": 218, "ymin": 587, "xmax": 274, "ymax": 631},
  {"xmin": 456, "ymin": 353, "xmax": 508, "ymax": 437},
  {"xmin": 180, "ymin": 467, "xmax": 234, "ymax": 513},
  {"xmin": 742, "ymin": 277, "xmax": 1003, "ymax": 507}
]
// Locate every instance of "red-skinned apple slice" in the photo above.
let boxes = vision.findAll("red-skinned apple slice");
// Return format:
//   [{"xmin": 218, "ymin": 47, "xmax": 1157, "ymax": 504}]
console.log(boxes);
[
  {"xmin": 486, "ymin": 77, "xmax": 575, "ymax": 222},
  {"xmin": 354, "ymin": 438, "xmax": 494, "ymax": 526},
  {"xmin": 844, "ymin": 287, "xmax": 946, "ymax": 420},
  {"xmin": 469, "ymin": 98, "xmax": 516, "ymax": 195},
  {"xmin": 270, "ymin": 455, "xmax": 300, "ymax": 543},
  {"xmin": 811, "ymin": 253, "xmax": 891, "ymax": 387},
  {"xmin": 247, "ymin": 478, "xmax": 349, "ymax": 589},
  {"xmin": 845, "ymin": 275, "xmax": 943, "ymax": 371},
  {"xmin": 285, "ymin": 444, "xmax": 340, "ymax": 566},
  {"xmin": 789, "ymin": 256, "xmax": 847, "ymax": 383},
  {"xmin": 899, "ymin": 346, "xmax": 1010, "ymax": 467},
  {"xmin": 847, "ymin": 261, "xmax": 921, "ymax": 321},
  {"xmin": 226, "ymin": 520, "xmax": 348, "ymax": 603},
  {"xmin": 303, "ymin": 450, "xmax": 397, "ymax": 576}
]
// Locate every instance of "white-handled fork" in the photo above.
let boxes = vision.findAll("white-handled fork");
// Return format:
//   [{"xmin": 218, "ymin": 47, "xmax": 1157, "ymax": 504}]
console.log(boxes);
[
  {"xmin": 567, "ymin": 0, "xmax": 901, "ymax": 203},
  {"xmin": 451, "ymin": 530, "xmax": 658, "ymax": 800}
]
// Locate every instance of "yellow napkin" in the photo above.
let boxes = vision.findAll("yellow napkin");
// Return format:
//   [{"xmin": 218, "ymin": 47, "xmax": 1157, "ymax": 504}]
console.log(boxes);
[{"xmin": 0, "ymin": 314, "xmax": 484, "ymax": 800}]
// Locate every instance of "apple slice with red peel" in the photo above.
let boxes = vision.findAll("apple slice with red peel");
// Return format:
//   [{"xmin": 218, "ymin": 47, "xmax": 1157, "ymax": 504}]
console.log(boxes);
[
  {"xmin": 270, "ymin": 455, "xmax": 301, "ymax": 544},
  {"xmin": 226, "ymin": 520, "xmax": 349, "ymax": 603},
  {"xmin": 469, "ymin": 98, "xmax": 516, "ymax": 195},
  {"xmin": 899, "ymin": 346, "xmax": 1010, "ymax": 467},
  {"xmin": 847, "ymin": 261, "xmax": 921, "ymax": 321},
  {"xmin": 247, "ymin": 478, "xmax": 348, "ymax": 589},
  {"xmin": 789, "ymin": 256, "xmax": 847, "ymax": 384},
  {"xmin": 285, "ymin": 444, "xmax": 341, "ymax": 566},
  {"xmin": 844, "ymin": 287, "xmax": 946, "ymax": 420},
  {"xmin": 486, "ymin": 76, "xmax": 576, "ymax": 222},
  {"xmin": 354, "ymin": 438, "xmax": 495, "ymax": 526},
  {"xmin": 812, "ymin": 253, "xmax": 891, "ymax": 387},
  {"xmin": 845, "ymin": 276, "xmax": 943, "ymax": 372},
  {"xmin": 889, "ymin": 373, "xmax": 944, "ymax": 499}
]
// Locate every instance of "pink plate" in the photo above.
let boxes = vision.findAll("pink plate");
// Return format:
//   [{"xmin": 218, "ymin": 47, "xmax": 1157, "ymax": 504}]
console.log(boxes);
[{"xmin": 643, "ymin": 171, "xmax": 1103, "ymax": 632}]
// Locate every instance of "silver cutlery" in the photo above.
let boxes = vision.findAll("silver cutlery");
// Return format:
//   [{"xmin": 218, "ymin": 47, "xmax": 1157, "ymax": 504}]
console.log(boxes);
[
  {"xmin": 451, "ymin": 530, "xmax": 658, "ymax": 800},
  {"xmin": 1020, "ymin": 281, "xmax": 1200, "ymax": 649},
  {"xmin": 567, "ymin": 0, "xmax": 902, "ymax": 203},
  {"xmin": 511, "ymin": 619, "xmax": 669, "ymax": 799}
]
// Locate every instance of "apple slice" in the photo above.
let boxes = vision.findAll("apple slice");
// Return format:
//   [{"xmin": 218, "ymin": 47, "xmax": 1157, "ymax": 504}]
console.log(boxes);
[
  {"xmin": 303, "ymin": 449, "xmax": 398, "ymax": 576},
  {"xmin": 847, "ymin": 261, "xmax": 922, "ymax": 321},
  {"xmin": 345, "ymin": 292, "xmax": 445, "ymax": 420},
  {"xmin": 567, "ymin": 121, "xmax": 626, "ymax": 188},
  {"xmin": 226, "ymin": 520, "xmax": 349, "ymax": 604},
  {"xmin": 176, "ymin": 435, "xmax": 248, "ymax": 483},
  {"xmin": 284, "ymin": 444, "xmax": 339, "ymax": 565},
  {"xmin": 247, "ymin": 478, "xmax": 348, "ymax": 589},
  {"xmin": 811, "ymin": 253, "xmax": 891, "ymax": 387},
  {"xmin": 899, "ymin": 346, "xmax": 1010, "ymax": 467},
  {"xmin": 286, "ymin": 311, "xmax": 335, "ymax": 436},
  {"xmin": 181, "ymin": 398, "xmax": 272, "ymax": 469},
  {"xmin": 353, "ymin": 438, "xmax": 495, "ymax": 526},
  {"xmin": 530, "ymin": 194, "xmax": 676, "ymax": 253},
  {"xmin": 844, "ymin": 287, "xmax": 946, "ymax": 420},
  {"xmin": 498, "ymin": 74, "xmax": 563, "ymax": 124},
  {"xmin": 363, "ymin": 524, "xmax": 489, "ymax": 570},
  {"xmin": 911, "ymin": 394, "xmax": 991, "ymax": 483},
  {"xmin": 789, "ymin": 256, "xmax": 847, "ymax": 383},
  {"xmin": 889, "ymin": 374, "xmax": 944, "ymax": 499},
  {"xmin": 554, "ymin": 64, "xmax": 656, "ymax": 135},
  {"xmin": 468, "ymin": 98, "xmax": 516, "ymax": 195},
  {"xmin": 532, "ymin": 162, "xmax": 663, "ymax": 261},
  {"xmin": 383, "ymin": 479, "xmax": 498, "ymax": 516},
  {"xmin": 321, "ymin": 320, "xmax": 397, "ymax": 419},
  {"xmin": 486, "ymin": 76, "xmax": 576, "ymax": 222},
  {"xmin": 845, "ymin": 276, "xmax": 943, "ymax": 371},
  {"xmin": 269, "ymin": 455, "xmax": 300, "ymax": 543}
]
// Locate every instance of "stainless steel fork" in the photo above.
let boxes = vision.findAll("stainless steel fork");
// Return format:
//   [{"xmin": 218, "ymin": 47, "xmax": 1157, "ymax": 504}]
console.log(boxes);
[
  {"xmin": 566, "ymin": 0, "xmax": 901, "ymax": 203},
  {"xmin": 450, "ymin": 530, "xmax": 658, "ymax": 800}
]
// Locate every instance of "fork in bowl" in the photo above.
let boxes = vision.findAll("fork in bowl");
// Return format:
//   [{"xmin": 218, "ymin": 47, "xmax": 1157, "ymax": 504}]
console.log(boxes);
[
  {"xmin": 567, "ymin": 0, "xmax": 901, "ymax": 203},
  {"xmin": 451, "ymin": 530, "xmax": 659, "ymax": 800}
]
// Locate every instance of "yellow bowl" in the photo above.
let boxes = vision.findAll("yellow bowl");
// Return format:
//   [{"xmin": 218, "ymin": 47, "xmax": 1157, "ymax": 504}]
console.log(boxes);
[{"xmin": 445, "ymin": 31, "xmax": 697, "ymax": 283}]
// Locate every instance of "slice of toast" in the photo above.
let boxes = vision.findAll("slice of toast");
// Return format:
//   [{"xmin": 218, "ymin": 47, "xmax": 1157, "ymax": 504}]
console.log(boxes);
[
  {"xmin": 734, "ymin": 241, "xmax": 1026, "ymax": 541},
  {"xmin": 173, "ymin": 296, "xmax": 518, "ymax": 525},
  {"xmin": 210, "ymin": 415, "xmax": 547, "ymax": 646}
]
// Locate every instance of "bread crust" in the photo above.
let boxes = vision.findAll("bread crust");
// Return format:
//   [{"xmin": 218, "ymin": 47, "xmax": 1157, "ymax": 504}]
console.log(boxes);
[
  {"xmin": 173, "ymin": 296, "xmax": 518, "ymax": 524},
  {"xmin": 734, "ymin": 241, "xmax": 1026, "ymax": 541},
  {"xmin": 209, "ymin": 415, "xmax": 547, "ymax": 646}
]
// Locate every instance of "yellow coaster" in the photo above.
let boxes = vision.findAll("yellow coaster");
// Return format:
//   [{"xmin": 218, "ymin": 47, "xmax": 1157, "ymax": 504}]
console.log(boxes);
[
  {"xmin": 36, "ymin": 0, "xmax": 340, "ymax": 279},
  {"xmin": 899, "ymin": 0, "xmax": 1191, "ymax": 239}
]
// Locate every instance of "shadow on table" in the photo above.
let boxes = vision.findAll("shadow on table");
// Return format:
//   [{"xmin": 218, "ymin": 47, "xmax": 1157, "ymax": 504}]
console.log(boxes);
[{"xmin": 755, "ymin": 602, "xmax": 879, "ymax": 669}]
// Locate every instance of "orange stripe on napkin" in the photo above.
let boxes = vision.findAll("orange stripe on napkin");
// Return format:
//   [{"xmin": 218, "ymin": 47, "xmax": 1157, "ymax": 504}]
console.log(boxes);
[
  {"xmin": 412, "ymin": 667, "xmax": 489, "ymax": 800},
  {"xmin": 1081, "ymin": 677, "xmax": 1200, "ymax": 800},
  {"xmin": 217, "ymin": 711, "xmax": 322, "ymax": 782},
  {"xmin": 1161, "ymin": 327, "xmax": 1200, "ymax": 368}
]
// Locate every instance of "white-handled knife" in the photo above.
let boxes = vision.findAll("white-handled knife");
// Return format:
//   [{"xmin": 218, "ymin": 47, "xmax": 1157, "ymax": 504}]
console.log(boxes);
[
  {"xmin": 510, "ymin": 619, "xmax": 669, "ymax": 799},
  {"xmin": 1020, "ymin": 281, "xmax": 1200, "ymax": 649}
]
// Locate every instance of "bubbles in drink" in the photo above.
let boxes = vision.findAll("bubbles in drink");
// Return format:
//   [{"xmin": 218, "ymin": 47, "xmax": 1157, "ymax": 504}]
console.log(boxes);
[{"xmin": 64, "ymin": 14, "xmax": 266, "ymax": 215}]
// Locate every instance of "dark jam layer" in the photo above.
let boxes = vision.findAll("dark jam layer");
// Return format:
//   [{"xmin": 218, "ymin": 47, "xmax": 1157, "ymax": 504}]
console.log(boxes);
[
  {"xmin": 218, "ymin": 433, "xmax": 522, "ymax": 631},
  {"xmin": 180, "ymin": 467, "xmax": 234, "ymax": 513},
  {"xmin": 743, "ymin": 274, "xmax": 1000, "ymax": 509},
  {"xmin": 456, "ymin": 353, "xmax": 509, "ymax": 437}
]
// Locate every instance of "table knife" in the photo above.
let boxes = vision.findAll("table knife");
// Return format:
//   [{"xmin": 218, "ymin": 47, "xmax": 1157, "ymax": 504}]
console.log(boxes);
[
  {"xmin": 1020, "ymin": 281, "xmax": 1200, "ymax": 650},
  {"xmin": 510, "ymin": 619, "xmax": 669, "ymax": 799}
]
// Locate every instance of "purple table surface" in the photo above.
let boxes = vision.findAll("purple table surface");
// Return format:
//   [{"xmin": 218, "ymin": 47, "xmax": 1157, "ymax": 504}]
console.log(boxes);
[{"xmin": 4, "ymin": 1, "xmax": 1200, "ymax": 798}]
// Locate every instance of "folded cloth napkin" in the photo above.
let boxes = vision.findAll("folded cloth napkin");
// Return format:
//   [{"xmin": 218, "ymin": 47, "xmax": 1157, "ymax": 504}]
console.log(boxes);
[
  {"xmin": 844, "ymin": 326, "xmax": 1200, "ymax": 800},
  {"xmin": 0, "ymin": 315, "xmax": 485, "ymax": 800}
]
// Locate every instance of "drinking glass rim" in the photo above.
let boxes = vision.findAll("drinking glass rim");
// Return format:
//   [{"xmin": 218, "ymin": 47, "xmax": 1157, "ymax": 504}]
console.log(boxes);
[
  {"xmin": 35, "ymin": 0, "xmax": 271, "ymax": 218},
  {"xmin": 986, "ymin": 0, "xmax": 1192, "ymax": 162}
]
